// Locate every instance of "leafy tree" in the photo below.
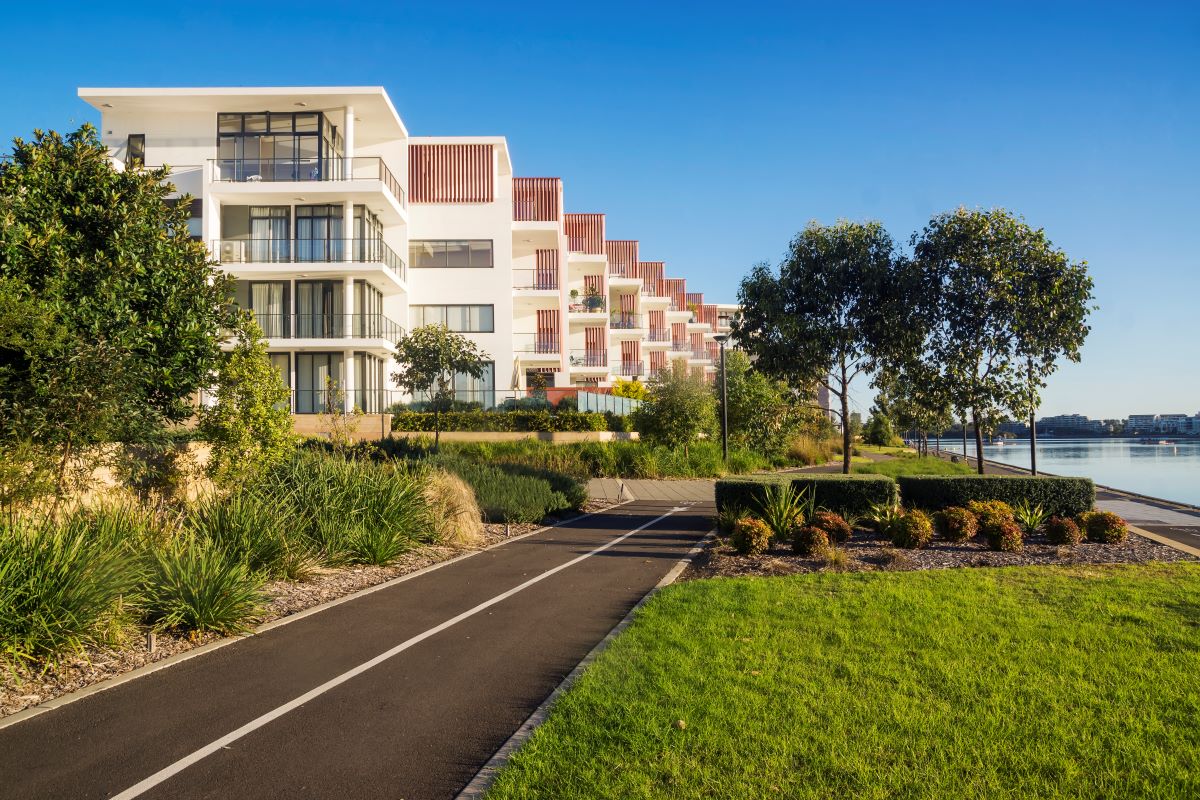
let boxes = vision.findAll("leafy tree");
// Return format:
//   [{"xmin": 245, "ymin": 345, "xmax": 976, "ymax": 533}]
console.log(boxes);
[
  {"xmin": 635, "ymin": 362, "xmax": 717, "ymax": 455},
  {"xmin": 0, "ymin": 125, "xmax": 235, "ymax": 499},
  {"xmin": 611, "ymin": 378, "xmax": 647, "ymax": 401},
  {"xmin": 391, "ymin": 324, "xmax": 489, "ymax": 450},
  {"xmin": 735, "ymin": 221, "xmax": 909, "ymax": 473},
  {"xmin": 198, "ymin": 319, "xmax": 296, "ymax": 486},
  {"xmin": 716, "ymin": 349, "xmax": 822, "ymax": 458},
  {"xmin": 910, "ymin": 208, "xmax": 1093, "ymax": 473},
  {"xmin": 861, "ymin": 412, "xmax": 897, "ymax": 447}
]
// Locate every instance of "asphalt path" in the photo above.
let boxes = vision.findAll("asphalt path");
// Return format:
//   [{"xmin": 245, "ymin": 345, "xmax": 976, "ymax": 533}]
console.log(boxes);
[{"xmin": 0, "ymin": 499, "xmax": 713, "ymax": 800}]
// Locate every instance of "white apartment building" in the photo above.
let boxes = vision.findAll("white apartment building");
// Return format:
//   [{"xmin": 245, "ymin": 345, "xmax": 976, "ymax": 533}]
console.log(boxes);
[{"xmin": 78, "ymin": 87, "xmax": 736, "ymax": 412}]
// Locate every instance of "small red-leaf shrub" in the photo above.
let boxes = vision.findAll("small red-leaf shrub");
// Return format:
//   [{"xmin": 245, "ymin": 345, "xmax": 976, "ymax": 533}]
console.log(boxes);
[
  {"xmin": 967, "ymin": 500, "xmax": 1015, "ymax": 523},
  {"xmin": 731, "ymin": 517, "xmax": 772, "ymax": 555},
  {"xmin": 985, "ymin": 519, "xmax": 1024, "ymax": 552},
  {"xmin": 792, "ymin": 525, "xmax": 830, "ymax": 556},
  {"xmin": 933, "ymin": 507, "xmax": 977, "ymax": 542},
  {"xmin": 890, "ymin": 510, "xmax": 934, "ymax": 549},
  {"xmin": 1045, "ymin": 516, "xmax": 1083, "ymax": 545},
  {"xmin": 810, "ymin": 510, "xmax": 852, "ymax": 544},
  {"xmin": 1080, "ymin": 511, "xmax": 1129, "ymax": 544}
]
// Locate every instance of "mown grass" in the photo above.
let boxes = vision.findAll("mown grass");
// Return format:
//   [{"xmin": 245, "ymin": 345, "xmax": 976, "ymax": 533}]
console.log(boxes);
[
  {"xmin": 855, "ymin": 443, "xmax": 918, "ymax": 457},
  {"xmin": 486, "ymin": 564, "xmax": 1200, "ymax": 799},
  {"xmin": 854, "ymin": 454, "xmax": 974, "ymax": 477}
]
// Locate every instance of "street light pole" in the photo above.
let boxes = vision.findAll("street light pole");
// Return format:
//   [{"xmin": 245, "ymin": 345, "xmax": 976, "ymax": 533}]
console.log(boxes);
[{"xmin": 715, "ymin": 334, "xmax": 729, "ymax": 461}]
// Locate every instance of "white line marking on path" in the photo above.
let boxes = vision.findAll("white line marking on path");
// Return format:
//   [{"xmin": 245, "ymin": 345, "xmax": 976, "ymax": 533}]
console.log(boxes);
[{"xmin": 110, "ymin": 506, "xmax": 689, "ymax": 800}]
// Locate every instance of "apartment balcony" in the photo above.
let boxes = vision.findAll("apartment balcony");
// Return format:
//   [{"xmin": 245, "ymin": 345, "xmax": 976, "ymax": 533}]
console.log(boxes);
[
  {"xmin": 609, "ymin": 313, "xmax": 646, "ymax": 338},
  {"xmin": 513, "ymin": 333, "xmax": 562, "ymax": 363},
  {"xmin": 614, "ymin": 360, "xmax": 644, "ymax": 378},
  {"xmin": 689, "ymin": 348, "xmax": 712, "ymax": 364},
  {"xmin": 640, "ymin": 293, "xmax": 671, "ymax": 307},
  {"xmin": 512, "ymin": 177, "xmax": 562, "ymax": 246},
  {"xmin": 567, "ymin": 295, "xmax": 607, "ymax": 322},
  {"xmin": 512, "ymin": 268, "xmax": 560, "ymax": 296},
  {"xmin": 670, "ymin": 339, "xmax": 691, "ymax": 354},
  {"xmin": 240, "ymin": 311, "xmax": 403, "ymax": 352},
  {"xmin": 208, "ymin": 157, "xmax": 407, "ymax": 222},
  {"xmin": 686, "ymin": 320, "xmax": 712, "ymax": 333},
  {"xmin": 644, "ymin": 329, "xmax": 672, "ymax": 348},
  {"xmin": 568, "ymin": 349, "xmax": 609, "ymax": 374},
  {"xmin": 607, "ymin": 262, "xmax": 641, "ymax": 290},
  {"xmin": 213, "ymin": 238, "xmax": 407, "ymax": 291}
]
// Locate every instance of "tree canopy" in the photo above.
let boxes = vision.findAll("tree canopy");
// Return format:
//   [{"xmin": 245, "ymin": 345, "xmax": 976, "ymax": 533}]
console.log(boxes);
[
  {"xmin": 635, "ymin": 363, "xmax": 716, "ymax": 454},
  {"xmin": 391, "ymin": 324, "xmax": 490, "ymax": 449}
]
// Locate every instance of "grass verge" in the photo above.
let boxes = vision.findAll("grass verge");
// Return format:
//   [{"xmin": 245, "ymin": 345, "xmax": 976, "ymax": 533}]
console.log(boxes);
[
  {"xmin": 486, "ymin": 564, "xmax": 1200, "ymax": 799},
  {"xmin": 853, "ymin": 454, "xmax": 974, "ymax": 477}
]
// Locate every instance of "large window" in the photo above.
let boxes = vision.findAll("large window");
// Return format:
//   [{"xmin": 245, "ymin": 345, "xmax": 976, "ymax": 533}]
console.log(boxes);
[
  {"xmin": 411, "ymin": 304, "xmax": 494, "ymax": 332},
  {"xmin": 248, "ymin": 281, "xmax": 289, "ymax": 337},
  {"xmin": 409, "ymin": 240, "xmax": 493, "ymax": 268},
  {"xmin": 415, "ymin": 362, "xmax": 496, "ymax": 407},
  {"xmin": 295, "ymin": 352, "xmax": 343, "ymax": 414},
  {"xmin": 216, "ymin": 111, "xmax": 342, "ymax": 181},
  {"xmin": 126, "ymin": 134, "xmax": 145, "ymax": 168}
]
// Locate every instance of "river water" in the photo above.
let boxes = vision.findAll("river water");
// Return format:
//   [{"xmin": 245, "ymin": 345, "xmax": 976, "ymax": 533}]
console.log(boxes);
[{"xmin": 939, "ymin": 437, "xmax": 1200, "ymax": 506}]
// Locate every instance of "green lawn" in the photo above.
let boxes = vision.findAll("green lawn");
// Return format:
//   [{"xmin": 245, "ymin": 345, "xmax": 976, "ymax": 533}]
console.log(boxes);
[
  {"xmin": 855, "ymin": 443, "xmax": 917, "ymax": 457},
  {"xmin": 486, "ymin": 564, "xmax": 1200, "ymax": 799},
  {"xmin": 853, "ymin": 454, "xmax": 974, "ymax": 477}
]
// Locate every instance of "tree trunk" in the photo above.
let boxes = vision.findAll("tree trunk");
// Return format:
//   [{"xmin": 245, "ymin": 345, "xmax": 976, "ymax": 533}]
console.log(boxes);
[
  {"xmin": 961, "ymin": 417, "xmax": 968, "ymax": 461},
  {"xmin": 973, "ymin": 409, "xmax": 985, "ymax": 475},
  {"xmin": 434, "ymin": 406, "xmax": 441, "ymax": 452},
  {"xmin": 839, "ymin": 372, "xmax": 851, "ymax": 475},
  {"xmin": 1029, "ymin": 410, "xmax": 1038, "ymax": 476}
]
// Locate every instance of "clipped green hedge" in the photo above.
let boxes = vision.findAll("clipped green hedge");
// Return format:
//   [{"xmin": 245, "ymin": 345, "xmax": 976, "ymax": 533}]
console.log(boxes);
[
  {"xmin": 391, "ymin": 410, "xmax": 608, "ymax": 433},
  {"xmin": 897, "ymin": 475, "xmax": 1095, "ymax": 517},
  {"xmin": 715, "ymin": 474, "xmax": 898, "ymax": 517}
]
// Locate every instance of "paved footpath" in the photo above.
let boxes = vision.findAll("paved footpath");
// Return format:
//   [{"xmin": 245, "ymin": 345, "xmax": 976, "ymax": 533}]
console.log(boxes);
[{"xmin": 0, "ymin": 499, "xmax": 713, "ymax": 800}]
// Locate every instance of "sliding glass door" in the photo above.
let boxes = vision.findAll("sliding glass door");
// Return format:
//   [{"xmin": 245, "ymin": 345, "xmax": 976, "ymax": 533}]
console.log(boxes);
[
  {"xmin": 296, "ymin": 205, "xmax": 344, "ymax": 262},
  {"xmin": 295, "ymin": 281, "xmax": 343, "ymax": 338},
  {"xmin": 295, "ymin": 352, "xmax": 343, "ymax": 414},
  {"xmin": 249, "ymin": 206, "xmax": 289, "ymax": 262},
  {"xmin": 248, "ymin": 281, "xmax": 288, "ymax": 337}
]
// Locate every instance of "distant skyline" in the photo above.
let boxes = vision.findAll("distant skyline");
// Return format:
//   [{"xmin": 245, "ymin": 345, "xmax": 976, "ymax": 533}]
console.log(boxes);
[{"xmin": 1, "ymin": 1, "xmax": 1195, "ymax": 418}]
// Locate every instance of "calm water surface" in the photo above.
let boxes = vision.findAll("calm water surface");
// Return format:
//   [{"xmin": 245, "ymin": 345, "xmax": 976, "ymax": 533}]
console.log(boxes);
[{"xmin": 941, "ymin": 437, "xmax": 1200, "ymax": 506}]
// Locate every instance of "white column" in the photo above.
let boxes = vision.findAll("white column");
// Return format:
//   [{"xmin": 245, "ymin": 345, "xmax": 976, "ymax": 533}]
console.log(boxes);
[
  {"xmin": 343, "ymin": 106, "xmax": 355, "ymax": 178},
  {"xmin": 343, "ymin": 200, "xmax": 354, "ymax": 262},
  {"xmin": 343, "ymin": 275, "xmax": 355, "ymax": 336},
  {"xmin": 343, "ymin": 350, "xmax": 356, "ymax": 413}
]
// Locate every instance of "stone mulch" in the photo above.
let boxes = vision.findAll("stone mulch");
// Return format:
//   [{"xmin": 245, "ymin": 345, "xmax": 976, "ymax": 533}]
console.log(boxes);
[
  {"xmin": 684, "ymin": 526, "xmax": 1197, "ymax": 581},
  {"xmin": 1, "ymin": 517, "xmax": 564, "ymax": 721}
]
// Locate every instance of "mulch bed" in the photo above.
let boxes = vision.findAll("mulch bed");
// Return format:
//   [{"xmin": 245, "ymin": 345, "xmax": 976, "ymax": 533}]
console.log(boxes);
[
  {"xmin": 1, "ymin": 518, "xmax": 559, "ymax": 721},
  {"xmin": 684, "ymin": 526, "xmax": 1197, "ymax": 581}
]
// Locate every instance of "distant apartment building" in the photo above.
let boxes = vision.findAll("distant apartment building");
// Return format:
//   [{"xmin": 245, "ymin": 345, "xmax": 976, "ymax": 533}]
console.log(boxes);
[
  {"xmin": 78, "ymin": 87, "xmax": 736, "ymax": 411},
  {"xmin": 1127, "ymin": 414, "xmax": 1159, "ymax": 434},
  {"xmin": 1125, "ymin": 413, "xmax": 1200, "ymax": 435},
  {"xmin": 1037, "ymin": 413, "xmax": 1107, "ymax": 434}
]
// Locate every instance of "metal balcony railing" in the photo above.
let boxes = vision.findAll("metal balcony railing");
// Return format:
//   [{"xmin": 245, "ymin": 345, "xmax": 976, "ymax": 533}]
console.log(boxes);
[
  {"xmin": 691, "ymin": 348, "xmax": 710, "ymax": 360},
  {"xmin": 567, "ymin": 295, "xmax": 607, "ymax": 313},
  {"xmin": 608, "ymin": 262, "xmax": 636, "ymax": 278},
  {"xmin": 647, "ymin": 329, "xmax": 671, "ymax": 342},
  {"xmin": 511, "ymin": 269, "xmax": 559, "ymax": 290},
  {"xmin": 569, "ymin": 349, "xmax": 608, "ymax": 368},
  {"xmin": 213, "ymin": 238, "xmax": 407, "ymax": 282},
  {"xmin": 610, "ymin": 313, "xmax": 641, "ymax": 330},
  {"xmin": 290, "ymin": 313, "xmax": 404, "ymax": 341},
  {"xmin": 513, "ymin": 333, "xmax": 561, "ymax": 355},
  {"xmin": 209, "ymin": 156, "xmax": 406, "ymax": 208},
  {"xmin": 616, "ymin": 360, "xmax": 644, "ymax": 377},
  {"xmin": 671, "ymin": 339, "xmax": 690, "ymax": 351}
]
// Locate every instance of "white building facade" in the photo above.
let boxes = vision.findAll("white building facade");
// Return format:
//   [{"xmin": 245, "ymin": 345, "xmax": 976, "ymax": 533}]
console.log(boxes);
[{"xmin": 79, "ymin": 87, "xmax": 734, "ymax": 412}]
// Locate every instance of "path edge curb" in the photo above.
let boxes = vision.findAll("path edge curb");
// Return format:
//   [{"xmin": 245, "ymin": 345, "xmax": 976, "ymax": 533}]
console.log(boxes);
[
  {"xmin": 1127, "ymin": 524, "xmax": 1200, "ymax": 557},
  {"xmin": 455, "ymin": 526, "xmax": 717, "ymax": 799},
  {"xmin": 0, "ymin": 502, "xmax": 629, "ymax": 733}
]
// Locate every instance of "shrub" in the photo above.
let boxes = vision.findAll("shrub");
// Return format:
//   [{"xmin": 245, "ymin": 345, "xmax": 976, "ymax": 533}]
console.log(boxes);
[
  {"xmin": 818, "ymin": 545, "xmax": 856, "ymax": 571},
  {"xmin": 731, "ymin": 517, "xmax": 772, "ymax": 555},
  {"xmin": 792, "ymin": 525, "xmax": 830, "ymax": 556},
  {"xmin": 716, "ymin": 502, "xmax": 745, "ymax": 536},
  {"xmin": 752, "ymin": 483, "xmax": 813, "ymax": 541},
  {"xmin": 141, "ymin": 537, "xmax": 265, "ymax": 636},
  {"xmin": 890, "ymin": 510, "xmax": 934, "ymax": 549},
  {"xmin": 391, "ymin": 410, "xmax": 609, "ymax": 433},
  {"xmin": 0, "ymin": 514, "xmax": 139, "ymax": 666},
  {"xmin": 1080, "ymin": 511, "xmax": 1129, "ymax": 544},
  {"xmin": 896, "ymin": 475, "xmax": 1094, "ymax": 517},
  {"xmin": 810, "ymin": 510, "xmax": 852, "ymax": 544},
  {"xmin": 984, "ymin": 519, "xmax": 1024, "ymax": 553},
  {"xmin": 186, "ymin": 490, "xmax": 310, "ymax": 580},
  {"xmin": 1012, "ymin": 499, "xmax": 1051, "ymax": 535},
  {"xmin": 1045, "ymin": 516, "xmax": 1083, "ymax": 545},
  {"xmin": 715, "ymin": 475, "xmax": 898, "ymax": 519},
  {"xmin": 863, "ymin": 502, "xmax": 905, "ymax": 536},
  {"xmin": 424, "ymin": 470, "xmax": 484, "ymax": 549},
  {"xmin": 786, "ymin": 435, "xmax": 839, "ymax": 467},
  {"xmin": 933, "ymin": 507, "xmax": 978, "ymax": 542},
  {"xmin": 966, "ymin": 500, "xmax": 1016, "ymax": 524},
  {"xmin": 442, "ymin": 460, "xmax": 575, "ymax": 524}
]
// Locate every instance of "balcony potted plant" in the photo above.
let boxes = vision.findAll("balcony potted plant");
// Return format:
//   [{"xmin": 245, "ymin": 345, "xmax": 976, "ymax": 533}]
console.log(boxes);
[
  {"xmin": 585, "ymin": 285, "xmax": 604, "ymax": 312},
  {"xmin": 569, "ymin": 288, "xmax": 584, "ymax": 312}
]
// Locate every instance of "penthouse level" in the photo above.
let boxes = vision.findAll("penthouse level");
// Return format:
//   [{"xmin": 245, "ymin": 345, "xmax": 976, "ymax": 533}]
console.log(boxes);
[{"xmin": 79, "ymin": 86, "xmax": 738, "ymax": 412}]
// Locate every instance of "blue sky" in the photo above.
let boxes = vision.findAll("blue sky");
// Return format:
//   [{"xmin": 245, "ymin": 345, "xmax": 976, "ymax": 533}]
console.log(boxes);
[{"xmin": 2, "ymin": 1, "xmax": 1196, "ymax": 419}]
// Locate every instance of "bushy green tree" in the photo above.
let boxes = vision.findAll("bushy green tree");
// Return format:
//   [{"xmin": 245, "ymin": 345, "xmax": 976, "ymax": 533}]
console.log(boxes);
[
  {"xmin": 861, "ymin": 412, "xmax": 896, "ymax": 447},
  {"xmin": 635, "ymin": 363, "xmax": 717, "ymax": 454},
  {"xmin": 611, "ymin": 378, "xmax": 647, "ymax": 401},
  {"xmin": 0, "ymin": 124, "xmax": 235, "ymax": 499},
  {"xmin": 198, "ymin": 319, "xmax": 296, "ymax": 487},
  {"xmin": 735, "ymin": 221, "xmax": 911, "ymax": 473},
  {"xmin": 392, "ymin": 324, "xmax": 490, "ymax": 450},
  {"xmin": 716, "ymin": 349, "xmax": 823, "ymax": 458}
]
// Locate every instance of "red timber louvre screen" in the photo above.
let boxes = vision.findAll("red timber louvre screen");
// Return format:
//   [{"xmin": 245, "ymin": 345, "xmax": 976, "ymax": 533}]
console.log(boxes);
[
  {"xmin": 535, "ymin": 248, "xmax": 559, "ymax": 289},
  {"xmin": 671, "ymin": 322, "xmax": 687, "ymax": 347},
  {"xmin": 690, "ymin": 332, "xmax": 705, "ymax": 355},
  {"xmin": 663, "ymin": 278, "xmax": 686, "ymax": 311},
  {"xmin": 583, "ymin": 274, "xmax": 604, "ymax": 302},
  {"xmin": 620, "ymin": 340, "xmax": 641, "ymax": 372},
  {"xmin": 639, "ymin": 261, "xmax": 664, "ymax": 295},
  {"xmin": 606, "ymin": 240, "xmax": 638, "ymax": 278},
  {"xmin": 619, "ymin": 293, "xmax": 636, "ymax": 314},
  {"xmin": 513, "ymin": 177, "xmax": 561, "ymax": 221},
  {"xmin": 536, "ymin": 309, "xmax": 560, "ymax": 353},
  {"xmin": 584, "ymin": 326, "xmax": 606, "ymax": 365},
  {"xmin": 409, "ymin": 144, "xmax": 494, "ymax": 203},
  {"xmin": 649, "ymin": 309, "xmax": 666, "ymax": 333},
  {"xmin": 564, "ymin": 213, "xmax": 606, "ymax": 254},
  {"xmin": 649, "ymin": 350, "xmax": 667, "ymax": 375}
]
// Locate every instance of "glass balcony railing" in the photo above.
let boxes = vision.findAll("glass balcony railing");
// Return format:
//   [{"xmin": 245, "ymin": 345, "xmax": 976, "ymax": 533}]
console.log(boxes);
[
  {"xmin": 242, "ymin": 312, "xmax": 402, "ymax": 341},
  {"xmin": 212, "ymin": 238, "xmax": 406, "ymax": 282},
  {"xmin": 209, "ymin": 157, "xmax": 406, "ymax": 209}
]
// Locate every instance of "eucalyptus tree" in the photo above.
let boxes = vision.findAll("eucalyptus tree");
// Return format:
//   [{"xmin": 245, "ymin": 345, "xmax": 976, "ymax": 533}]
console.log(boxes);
[
  {"xmin": 735, "ymin": 220, "xmax": 912, "ymax": 473},
  {"xmin": 910, "ymin": 208, "xmax": 1093, "ymax": 474},
  {"xmin": 391, "ymin": 324, "xmax": 490, "ymax": 451}
]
